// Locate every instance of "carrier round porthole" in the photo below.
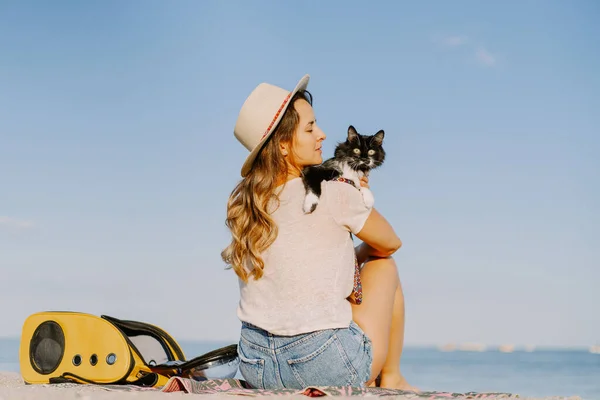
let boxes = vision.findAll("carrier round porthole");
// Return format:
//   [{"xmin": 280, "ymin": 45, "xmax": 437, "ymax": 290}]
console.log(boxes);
[
  {"xmin": 72, "ymin": 354, "xmax": 82, "ymax": 366},
  {"xmin": 90, "ymin": 354, "xmax": 98, "ymax": 366},
  {"xmin": 106, "ymin": 353, "xmax": 117, "ymax": 365},
  {"xmin": 29, "ymin": 321, "xmax": 65, "ymax": 375}
]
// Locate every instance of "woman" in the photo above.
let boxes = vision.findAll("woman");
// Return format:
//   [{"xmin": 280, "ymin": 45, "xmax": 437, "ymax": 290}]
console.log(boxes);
[{"xmin": 221, "ymin": 74, "xmax": 415, "ymax": 390}]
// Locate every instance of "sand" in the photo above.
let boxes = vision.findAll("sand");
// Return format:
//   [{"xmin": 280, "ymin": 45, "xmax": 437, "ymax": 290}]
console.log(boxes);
[
  {"xmin": 0, "ymin": 371, "xmax": 202, "ymax": 400},
  {"xmin": 0, "ymin": 371, "xmax": 582, "ymax": 400},
  {"xmin": 0, "ymin": 371, "xmax": 331, "ymax": 400}
]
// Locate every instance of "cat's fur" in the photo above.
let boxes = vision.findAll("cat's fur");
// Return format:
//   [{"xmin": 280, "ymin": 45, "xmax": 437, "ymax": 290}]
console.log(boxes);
[{"xmin": 301, "ymin": 125, "xmax": 386, "ymax": 214}]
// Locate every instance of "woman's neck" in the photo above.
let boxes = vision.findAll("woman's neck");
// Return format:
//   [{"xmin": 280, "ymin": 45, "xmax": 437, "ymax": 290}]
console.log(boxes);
[{"xmin": 276, "ymin": 169, "xmax": 301, "ymax": 187}]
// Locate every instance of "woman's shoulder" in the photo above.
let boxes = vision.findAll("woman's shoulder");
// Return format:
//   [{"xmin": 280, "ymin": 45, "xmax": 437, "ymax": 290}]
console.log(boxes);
[
  {"xmin": 322, "ymin": 178, "xmax": 362, "ymax": 201},
  {"xmin": 322, "ymin": 179, "xmax": 372, "ymax": 233}
]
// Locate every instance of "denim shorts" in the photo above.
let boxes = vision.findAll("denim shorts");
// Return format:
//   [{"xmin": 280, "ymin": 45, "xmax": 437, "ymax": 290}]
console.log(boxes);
[{"xmin": 237, "ymin": 320, "xmax": 372, "ymax": 390}]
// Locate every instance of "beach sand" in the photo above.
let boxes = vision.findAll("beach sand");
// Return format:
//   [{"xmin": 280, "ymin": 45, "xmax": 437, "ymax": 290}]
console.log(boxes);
[
  {"xmin": 0, "ymin": 371, "xmax": 199, "ymax": 400},
  {"xmin": 0, "ymin": 371, "xmax": 580, "ymax": 400},
  {"xmin": 0, "ymin": 371, "xmax": 342, "ymax": 400}
]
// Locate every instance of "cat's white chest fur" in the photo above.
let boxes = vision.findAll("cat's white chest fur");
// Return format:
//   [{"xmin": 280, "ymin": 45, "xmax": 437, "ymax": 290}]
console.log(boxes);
[{"xmin": 339, "ymin": 163, "xmax": 375, "ymax": 209}]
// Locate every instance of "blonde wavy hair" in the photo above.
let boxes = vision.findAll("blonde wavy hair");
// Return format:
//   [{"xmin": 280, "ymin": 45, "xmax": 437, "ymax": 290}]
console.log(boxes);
[{"xmin": 221, "ymin": 90, "xmax": 313, "ymax": 283}]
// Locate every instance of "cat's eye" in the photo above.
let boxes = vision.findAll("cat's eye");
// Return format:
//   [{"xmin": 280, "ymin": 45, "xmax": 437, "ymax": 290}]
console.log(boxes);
[
  {"xmin": 353, "ymin": 149, "xmax": 361, "ymax": 155},
  {"xmin": 368, "ymin": 150, "xmax": 375, "ymax": 156}
]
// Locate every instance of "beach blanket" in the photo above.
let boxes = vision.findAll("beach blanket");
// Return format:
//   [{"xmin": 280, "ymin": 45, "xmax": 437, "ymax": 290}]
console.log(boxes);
[
  {"xmin": 2, "ymin": 373, "xmax": 582, "ymax": 400},
  {"xmin": 160, "ymin": 377, "xmax": 520, "ymax": 398}
]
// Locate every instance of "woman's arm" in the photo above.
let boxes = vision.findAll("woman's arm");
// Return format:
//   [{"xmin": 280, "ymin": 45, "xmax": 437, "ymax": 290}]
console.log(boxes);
[
  {"xmin": 354, "ymin": 242, "xmax": 372, "ymax": 266},
  {"xmin": 355, "ymin": 241, "xmax": 390, "ymax": 265},
  {"xmin": 355, "ymin": 208, "xmax": 402, "ymax": 260},
  {"xmin": 354, "ymin": 175, "xmax": 402, "ymax": 262}
]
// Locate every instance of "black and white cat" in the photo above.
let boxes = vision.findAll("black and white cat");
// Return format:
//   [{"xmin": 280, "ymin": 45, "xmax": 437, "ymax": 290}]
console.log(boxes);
[{"xmin": 301, "ymin": 125, "xmax": 386, "ymax": 214}]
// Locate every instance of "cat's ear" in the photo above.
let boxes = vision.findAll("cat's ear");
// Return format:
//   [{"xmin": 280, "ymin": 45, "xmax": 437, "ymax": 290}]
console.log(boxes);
[
  {"xmin": 372, "ymin": 130, "xmax": 385, "ymax": 146},
  {"xmin": 347, "ymin": 125, "xmax": 359, "ymax": 142}
]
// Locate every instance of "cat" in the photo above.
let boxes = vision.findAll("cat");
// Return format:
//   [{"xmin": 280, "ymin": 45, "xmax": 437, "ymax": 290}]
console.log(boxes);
[{"xmin": 301, "ymin": 125, "xmax": 386, "ymax": 214}]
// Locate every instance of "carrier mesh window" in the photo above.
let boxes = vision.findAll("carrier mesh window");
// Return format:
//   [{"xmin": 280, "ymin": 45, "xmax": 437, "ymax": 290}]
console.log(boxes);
[
  {"xmin": 129, "ymin": 335, "xmax": 170, "ymax": 366},
  {"xmin": 29, "ymin": 321, "xmax": 65, "ymax": 374}
]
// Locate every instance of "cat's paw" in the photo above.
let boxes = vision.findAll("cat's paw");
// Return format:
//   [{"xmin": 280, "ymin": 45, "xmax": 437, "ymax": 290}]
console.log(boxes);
[
  {"xmin": 303, "ymin": 192, "xmax": 319, "ymax": 214},
  {"xmin": 361, "ymin": 188, "xmax": 375, "ymax": 208}
]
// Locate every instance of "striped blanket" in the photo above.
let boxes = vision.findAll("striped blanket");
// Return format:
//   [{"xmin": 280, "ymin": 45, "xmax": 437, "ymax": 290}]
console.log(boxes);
[{"xmin": 161, "ymin": 377, "xmax": 520, "ymax": 398}]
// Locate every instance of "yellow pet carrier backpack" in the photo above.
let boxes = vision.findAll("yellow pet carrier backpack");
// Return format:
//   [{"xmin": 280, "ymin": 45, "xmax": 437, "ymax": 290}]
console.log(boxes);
[{"xmin": 19, "ymin": 311, "xmax": 239, "ymax": 387}]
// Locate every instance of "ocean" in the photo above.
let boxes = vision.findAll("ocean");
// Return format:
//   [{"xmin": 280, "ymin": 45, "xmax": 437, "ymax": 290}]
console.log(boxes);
[{"xmin": 1, "ymin": 338, "xmax": 598, "ymax": 399}]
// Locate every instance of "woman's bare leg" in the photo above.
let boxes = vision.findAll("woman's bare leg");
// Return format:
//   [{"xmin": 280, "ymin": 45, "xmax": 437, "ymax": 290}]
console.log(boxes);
[
  {"xmin": 351, "ymin": 256, "xmax": 417, "ymax": 390},
  {"xmin": 351, "ymin": 256, "xmax": 396, "ymax": 386},
  {"xmin": 378, "ymin": 279, "xmax": 418, "ymax": 390}
]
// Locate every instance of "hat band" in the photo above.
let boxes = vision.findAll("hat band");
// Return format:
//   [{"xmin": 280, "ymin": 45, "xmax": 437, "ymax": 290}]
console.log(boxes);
[{"xmin": 261, "ymin": 92, "xmax": 292, "ymax": 140}]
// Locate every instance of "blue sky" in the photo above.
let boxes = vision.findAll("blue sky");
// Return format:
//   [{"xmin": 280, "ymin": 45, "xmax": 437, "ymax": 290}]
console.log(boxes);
[{"xmin": 1, "ymin": 0, "xmax": 598, "ymax": 348}]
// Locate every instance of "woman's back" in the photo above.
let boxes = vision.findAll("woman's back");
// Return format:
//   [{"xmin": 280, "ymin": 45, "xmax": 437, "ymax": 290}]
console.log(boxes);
[
  {"xmin": 227, "ymin": 74, "xmax": 414, "ymax": 390},
  {"xmin": 237, "ymin": 178, "xmax": 371, "ymax": 336}
]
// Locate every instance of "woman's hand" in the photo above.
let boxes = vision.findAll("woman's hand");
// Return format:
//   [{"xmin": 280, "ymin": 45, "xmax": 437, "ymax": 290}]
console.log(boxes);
[{"xmin": 359, "ymin": 175, "xmax": 370, "ymax": 189}]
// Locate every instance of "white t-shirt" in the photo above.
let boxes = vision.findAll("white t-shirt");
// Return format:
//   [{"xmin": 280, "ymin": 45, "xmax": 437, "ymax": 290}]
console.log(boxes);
[{"xmin": 237, "ymin": 177, "xmax": 373, "ymax": 336}]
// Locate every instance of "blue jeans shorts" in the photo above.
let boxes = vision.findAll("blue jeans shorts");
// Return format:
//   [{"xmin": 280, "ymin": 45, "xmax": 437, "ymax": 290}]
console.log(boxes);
[{"xmin": 237, "ymin": 320, "xmax": 373, "ymax": 390}]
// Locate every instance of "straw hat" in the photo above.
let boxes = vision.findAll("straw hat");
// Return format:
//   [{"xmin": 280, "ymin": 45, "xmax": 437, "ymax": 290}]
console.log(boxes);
[{"xmin": 234, "ymin": 74, "xmax": 310, "ymax": 177}]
